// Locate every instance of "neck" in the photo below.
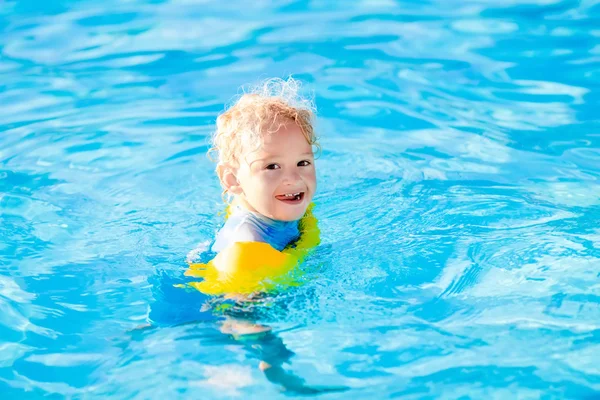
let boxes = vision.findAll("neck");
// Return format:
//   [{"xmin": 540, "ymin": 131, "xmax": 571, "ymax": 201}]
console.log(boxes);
[
  {"xmin": 230, "ymin": 197, "xmax": 261, "ymax": 219},
  {"xmin": 232, "ymin": 197, "xmax": 299, "ymax": 224}
]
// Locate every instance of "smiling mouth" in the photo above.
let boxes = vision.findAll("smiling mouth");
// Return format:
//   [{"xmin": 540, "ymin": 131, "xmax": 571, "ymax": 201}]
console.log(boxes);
[{"xmin": 275, "ymin": 191, "xmax": 305, "ymax": 204}]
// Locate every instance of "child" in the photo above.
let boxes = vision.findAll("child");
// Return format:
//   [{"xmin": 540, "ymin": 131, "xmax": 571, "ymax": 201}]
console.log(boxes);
[
  {"xmin": 209, "ymin": 77, "xmax": 318, "ymax": 255},
  {"xmin": 197, "ymin": 79, "xmax": 348, "ymax": 394}
]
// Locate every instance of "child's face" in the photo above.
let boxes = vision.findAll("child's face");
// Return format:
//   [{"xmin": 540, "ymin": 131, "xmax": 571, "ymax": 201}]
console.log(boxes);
[{"xmin": 234, "ymin": 122, "xmax": 316, "ymax": 221}]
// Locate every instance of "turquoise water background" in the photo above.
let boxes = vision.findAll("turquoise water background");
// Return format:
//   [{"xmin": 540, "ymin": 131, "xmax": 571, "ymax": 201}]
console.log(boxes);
[{"xmin": 1, "ymin": 0, "xmax": 600, "ymax": 398}]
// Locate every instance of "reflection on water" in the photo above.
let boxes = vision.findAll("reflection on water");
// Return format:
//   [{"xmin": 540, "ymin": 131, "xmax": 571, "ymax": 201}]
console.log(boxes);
[{"xmin": 1, "ymin": 0, "xmax": 599, "ymax": 398}]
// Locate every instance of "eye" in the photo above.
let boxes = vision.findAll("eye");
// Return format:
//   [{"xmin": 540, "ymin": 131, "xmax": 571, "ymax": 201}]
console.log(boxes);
[
  {"xmin": 297, "ymin": 160, "xmax": 312, "ymax": 167},
  {"xmin": 265, "ymin": 163, "xmax": 280, "ymax": 170}
]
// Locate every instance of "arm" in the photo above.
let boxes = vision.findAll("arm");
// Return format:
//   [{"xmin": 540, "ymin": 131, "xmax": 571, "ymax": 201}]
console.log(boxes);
[{"xmin": 186, "ymin": 241, "xmax": 300, "ymax": 296}]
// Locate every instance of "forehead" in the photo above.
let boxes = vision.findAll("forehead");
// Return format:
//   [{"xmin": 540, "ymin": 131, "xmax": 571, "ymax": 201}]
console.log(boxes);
[
  {"xmin": 263, "ymin": 122, "xmax": 309, "ymax": 145},
  {"xmin": 245, "ymin": 123, "xmax": 313, "ymax": 159}
]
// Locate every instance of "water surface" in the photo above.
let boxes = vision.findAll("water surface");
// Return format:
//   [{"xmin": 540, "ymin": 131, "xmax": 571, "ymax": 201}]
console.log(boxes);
[{"xmin": 1, "ymin": 0, "xmax": 599, "ymax": 398}]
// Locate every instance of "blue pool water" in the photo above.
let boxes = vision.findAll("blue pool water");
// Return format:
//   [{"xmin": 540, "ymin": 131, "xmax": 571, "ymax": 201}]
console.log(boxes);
[{"xmin": 1, "ymin": 0, "xmax": 600, "ymax": 398}]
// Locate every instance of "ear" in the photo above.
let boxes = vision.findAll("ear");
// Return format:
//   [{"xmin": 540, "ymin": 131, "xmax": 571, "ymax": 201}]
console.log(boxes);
[{"xmin": 216, "ymin": 164, "xmax": 243, "ymax": 195}]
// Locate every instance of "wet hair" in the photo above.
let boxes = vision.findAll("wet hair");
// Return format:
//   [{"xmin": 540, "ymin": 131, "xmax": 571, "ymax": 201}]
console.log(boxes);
[{"xmin": 210, "ymin": 77, "xmax": 318, "ymax": 168}]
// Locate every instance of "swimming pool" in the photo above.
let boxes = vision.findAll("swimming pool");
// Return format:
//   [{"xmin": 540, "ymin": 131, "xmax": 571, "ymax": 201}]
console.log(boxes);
[{"xmin": 1, "ymin": 0, "xmax": 599, "ymax": 397}]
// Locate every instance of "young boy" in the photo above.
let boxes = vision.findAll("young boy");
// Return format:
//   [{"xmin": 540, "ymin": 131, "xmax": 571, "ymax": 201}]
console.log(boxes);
[{"xmin": 178, "ymin": 80, "xmax": 346, "ymax": 394}]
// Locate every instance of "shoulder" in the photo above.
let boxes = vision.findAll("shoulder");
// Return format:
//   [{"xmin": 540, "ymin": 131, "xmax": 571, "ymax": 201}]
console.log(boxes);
[
  {"xmin": 211, "ymin": 214, "xmax": 267, "ymax": 253},
  {"xmin": 232, "ymin": 218, "xmax": 265, "ymax": 242}
]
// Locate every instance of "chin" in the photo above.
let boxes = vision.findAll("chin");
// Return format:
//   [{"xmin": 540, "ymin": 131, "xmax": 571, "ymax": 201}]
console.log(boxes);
[
  {"xmin": 275, "ymin": 208, "xmax": 308, "ymax": 222},
  {"xmin": 275, "ymin": 214, "xmax": 302, "ymax": 222}
]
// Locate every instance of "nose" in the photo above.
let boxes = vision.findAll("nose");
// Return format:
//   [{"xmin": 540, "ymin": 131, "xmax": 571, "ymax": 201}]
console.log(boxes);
[{"xmin": 282, "ymin": 169, "xmax": 301, "ymax": 185}]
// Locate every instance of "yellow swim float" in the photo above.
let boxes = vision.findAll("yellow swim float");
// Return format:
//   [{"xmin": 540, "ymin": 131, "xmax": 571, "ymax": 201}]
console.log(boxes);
[{"xmin": 185, "ymin": 203, "xmax": 320, "ymax": 296}]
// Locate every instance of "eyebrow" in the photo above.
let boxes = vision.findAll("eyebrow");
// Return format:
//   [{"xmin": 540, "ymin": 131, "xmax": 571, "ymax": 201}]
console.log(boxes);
[{"xmin": 249, "ymin": 152, "xmax": 314, "ymax": 166}]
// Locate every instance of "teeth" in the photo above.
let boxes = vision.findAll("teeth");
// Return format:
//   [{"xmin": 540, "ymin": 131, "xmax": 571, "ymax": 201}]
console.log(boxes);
[{"xmin": 284, "ymin": 192, "xmax": 300, "ymax": 197}]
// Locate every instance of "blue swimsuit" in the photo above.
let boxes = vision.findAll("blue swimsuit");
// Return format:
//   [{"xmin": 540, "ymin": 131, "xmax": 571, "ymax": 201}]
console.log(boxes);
[{"xmin": 211, "ymin": 206, "xmax": 300, "ymax": 253}]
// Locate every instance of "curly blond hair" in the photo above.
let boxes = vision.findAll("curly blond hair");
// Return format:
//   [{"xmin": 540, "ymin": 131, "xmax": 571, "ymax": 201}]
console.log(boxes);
[{"xmin": 210, "ymin": 77, "xmax": 318, "ymax": 168}]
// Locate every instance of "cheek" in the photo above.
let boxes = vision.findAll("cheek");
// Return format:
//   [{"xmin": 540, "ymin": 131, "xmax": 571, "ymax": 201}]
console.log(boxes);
[
  {"xmin": 255, "ymin": 174, "xmax": 279, "ymax": 194},
  {"xmin": 302, "ymin": 169, "xmax": 317, "ymax": 186}
]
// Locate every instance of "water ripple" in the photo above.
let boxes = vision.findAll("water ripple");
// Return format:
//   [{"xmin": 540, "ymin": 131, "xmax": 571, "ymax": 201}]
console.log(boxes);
[{"xmin": 2, "ymin": 0, "xmax": 600, "ymax": 397}]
